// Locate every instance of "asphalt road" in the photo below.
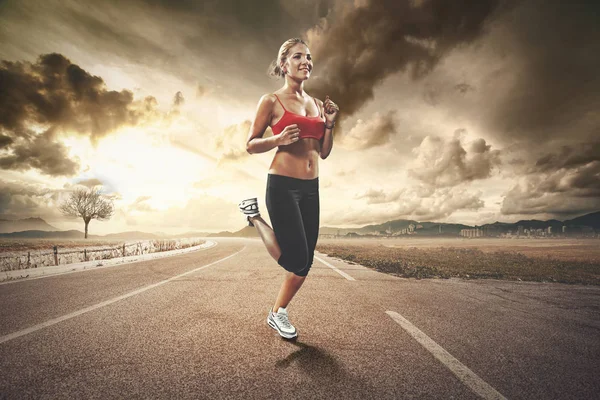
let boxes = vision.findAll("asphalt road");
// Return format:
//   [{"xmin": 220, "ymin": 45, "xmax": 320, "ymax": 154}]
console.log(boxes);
[{"xmin": 0, "ymin": 238, "xmax": 598, "ymax": 399}]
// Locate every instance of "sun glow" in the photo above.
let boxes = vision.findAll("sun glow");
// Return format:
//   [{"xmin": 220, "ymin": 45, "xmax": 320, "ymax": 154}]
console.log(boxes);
[{"xmin": 63, "ymin": 126, "xmax": 214, "ymax": 211}]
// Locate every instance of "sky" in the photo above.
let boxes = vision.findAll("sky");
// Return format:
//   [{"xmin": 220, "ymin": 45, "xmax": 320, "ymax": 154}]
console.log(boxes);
[{"xmin": 0, "ymin": 0, "xmax": 599, "ymax": 235}]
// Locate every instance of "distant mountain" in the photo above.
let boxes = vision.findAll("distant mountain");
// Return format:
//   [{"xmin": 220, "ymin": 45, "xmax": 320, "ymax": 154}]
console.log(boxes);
[
  {"xmin": 0, "ymin": 217, "xmax": 58, "ymax": 234},
  {"xmin": 477, "ymin": 213, "xmax": 600, "ymax": 234},
  {"xmin": 208, "ymin": 225, "xmax": 259, "ymax": 238},
  {"xmin": 320, "ymin": 219, "xmax": 415, "ymax": 235},
  {"xmin": 2, "ymin": 211, "xmax": 597, "ymax": 240},
  {"xmin": 320, "ymin": 218, "xmax": 471, "ymax": 236},
  {"xmin": 564, "ymin": 211, "xmax": 600, "ymax": 229},
  {"xmin": 320, "ymin": 211, "xmax": 600, "ymax": 236}
]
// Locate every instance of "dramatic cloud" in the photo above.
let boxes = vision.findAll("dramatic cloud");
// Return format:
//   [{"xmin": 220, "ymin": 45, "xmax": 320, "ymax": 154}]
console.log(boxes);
[
  {"xmin": 305, "ymin": 0, "xmax": 502, "ymax": 123},
  {"xmin": 0, "ymin": 53, "xmax": 159, "ymax": 142},
  {"xmin": 328, "ymin": 185, "xmax": 484, "ymax": 226},
  {"xmin": 0, "ymin": 179, "xmax": 56, "ymax": 220},
  {"xmin": 486, "ymin": 1, "xmax": 600, "ymax": 143},
  {"xmin": 0, "ymin": 0, "xmax": 597, "ymax": 231},
  {"xmin": 531, "ymin": 142, "xmax": 600, "ymax": 175},
  {"xmin": 0, "ymin": 52, "xmax": 167, "ymax": 176},
  {"xmin": 502, "ymin": 141, "xmax": 600, "ymax": 217},
  {"xmin": 408, "ymin": 133, "xmax": 501, "ymax": 187},
  {"xmin": 0, "ymin": 128, "xmax": 80, "ymax": 176},
  {"xmin": 337, "ymin": 111, "xmax": 396, "ymax": 150}
]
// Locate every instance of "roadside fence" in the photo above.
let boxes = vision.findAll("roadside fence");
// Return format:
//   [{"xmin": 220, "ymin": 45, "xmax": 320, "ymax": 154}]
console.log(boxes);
[{"xmin": 0, "ymin": 238, "xmax": 206, "ymax": 272}]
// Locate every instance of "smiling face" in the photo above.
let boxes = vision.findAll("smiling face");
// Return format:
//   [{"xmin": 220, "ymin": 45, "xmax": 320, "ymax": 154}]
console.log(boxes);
[{"xmin": 282, "ymin": 43, "xmax": 312, "ymax": 80}]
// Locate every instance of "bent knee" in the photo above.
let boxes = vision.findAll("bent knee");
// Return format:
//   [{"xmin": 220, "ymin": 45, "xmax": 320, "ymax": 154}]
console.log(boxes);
[{"xmin": 279, "ymin": 249, "xmax": 309, "ymax": 275}]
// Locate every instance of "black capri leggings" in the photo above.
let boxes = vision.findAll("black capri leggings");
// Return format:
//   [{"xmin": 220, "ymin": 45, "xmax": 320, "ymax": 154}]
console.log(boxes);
[{"xmin": 265, "ymin": 173, "xmax": 319, "ymax": 277}]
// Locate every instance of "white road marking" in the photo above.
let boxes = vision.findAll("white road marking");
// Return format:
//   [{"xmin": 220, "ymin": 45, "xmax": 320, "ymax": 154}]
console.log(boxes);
[
  {"xmin": 315, "ymin": 255, "xmax": 356, "ymax": 281},
  {"xmin": 386, "ymin": 311, "xmax": 507, "ymax": 400},
  {"xmin": 0, "ymin": 247, "xmax": 245, "ymax": 345}
]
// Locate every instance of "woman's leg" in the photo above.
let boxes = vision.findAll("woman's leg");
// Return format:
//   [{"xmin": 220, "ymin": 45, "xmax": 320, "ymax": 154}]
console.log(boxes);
[
  {"xmin": 269, "ymin": 180, "xmax": 318, "ymax": 313},
  {"xmin": 248, "ymin": 215, "xmax": 281, "ymax": 262},
  {"xmin": 263, "ymin": 174, "xmax": 313, "ymax": 314},
  {"xmin": 250, "ymin": 214, "xmax": 308, "ymax": 312},
  {"xmin": 272, "ymin": 271, "xmax": 306, "ymax": 312}
]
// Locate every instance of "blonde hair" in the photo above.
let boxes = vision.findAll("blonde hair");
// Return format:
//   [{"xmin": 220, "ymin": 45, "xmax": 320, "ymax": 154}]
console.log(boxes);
[{"xmin": 267, "ymin": 38, "xmax": 308, "ymax": 79}]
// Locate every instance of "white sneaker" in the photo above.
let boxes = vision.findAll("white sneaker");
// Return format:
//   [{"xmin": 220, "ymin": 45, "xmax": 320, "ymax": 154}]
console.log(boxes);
[
  {"xmin": 238, "ymin": 197, "xmax": 260, "ymax": 227},
  {"xmin": 267, "ymin": 307, "xmax": 298, "ymax": 339}
]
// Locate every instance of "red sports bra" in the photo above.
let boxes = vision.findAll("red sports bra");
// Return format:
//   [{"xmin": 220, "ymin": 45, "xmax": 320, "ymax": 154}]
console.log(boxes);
[{"xmin": 271, "ymin": 94, "xmax": 325, "ymax": 141}]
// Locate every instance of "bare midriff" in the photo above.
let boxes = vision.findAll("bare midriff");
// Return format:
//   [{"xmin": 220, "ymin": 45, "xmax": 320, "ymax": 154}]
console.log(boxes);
[{"xmin": 268, "ymin": 138, "xmax": 320, "ymax": 180}]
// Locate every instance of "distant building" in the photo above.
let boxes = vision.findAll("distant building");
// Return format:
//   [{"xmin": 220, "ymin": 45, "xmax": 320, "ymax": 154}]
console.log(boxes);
[
  {"xmin": 483, "ymin": 225, "xmax": 499, "ymax": 236},
  {"xmin": 460, "ymin": 228, "xmax": 483, "ymax": 238},
  {"xmin": 562, "ymin": 226, "xmax": 567, "ymax": 233},
  {"xmin": 518, "ymin": 225, "xmax": 524, "ymax": 236},
  {"xmin": 547, "ymin": 226, "xmax": 552, "ymax": 234}
]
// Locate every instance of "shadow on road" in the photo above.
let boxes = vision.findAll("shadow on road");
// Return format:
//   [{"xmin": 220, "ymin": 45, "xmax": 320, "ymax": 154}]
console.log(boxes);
[{"xmin": 275, "ymin": 341, "xmax": 378, "ymax": 396}]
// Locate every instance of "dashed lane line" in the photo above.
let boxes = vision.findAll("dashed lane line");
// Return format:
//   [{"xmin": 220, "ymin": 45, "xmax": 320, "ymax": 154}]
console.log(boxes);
[
  {"xmin": 315, "ymin": 254, "xmax": 356, "ymax": 281},
  {"xmin": 386, "ymin": 310, "xmax": 507, "ymax": 400}
]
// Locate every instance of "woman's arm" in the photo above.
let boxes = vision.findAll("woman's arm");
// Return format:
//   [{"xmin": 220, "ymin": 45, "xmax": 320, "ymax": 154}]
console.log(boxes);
[
  {"xmin": 320, "ymin": 125, "xmax": 334, "ymax": 159},
  {"xmin": 246, "ymin": 94, "xmax": 280, "ymax": 154},
  {"xmin": 317, "ymin": 98, "xmax": 334, "ymax": 159}
]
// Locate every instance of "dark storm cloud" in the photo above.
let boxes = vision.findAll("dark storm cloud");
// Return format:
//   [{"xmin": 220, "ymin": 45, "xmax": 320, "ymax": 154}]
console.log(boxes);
[
  {"xmin": 0, "ymin": 53, "xmax": 158, "ymax": 141},
  {"xmin": 0, "ymin": 52, "xmax": 161, "ymax": 176},
  {"xmin": 139, "ymin": 0, "xmax": 332, "ymax": 45},
  {"xmin": 502, "ymin": 141, "xmax": 600, "ymax": 217},
  {"xmin": 0, "ymin": 134, "xmax": 13, "ymax": 148},
  {"xmin": 0, "ymin": 128, "xmax": 80, "ymax": 177},
  {"xmin": 0, "ymin": 0, "xmax": 338, "ymax": 105},
  {"xmin": 306, "ymin": 0, "xmax": 503, "ymax": 120},
  {"xmin": 532, "ymin": 142, "xmax": 600, "ymax": 174},
  {"xmin": 488, "ymin": 1, "xmax": 600, "ymax": 143}
]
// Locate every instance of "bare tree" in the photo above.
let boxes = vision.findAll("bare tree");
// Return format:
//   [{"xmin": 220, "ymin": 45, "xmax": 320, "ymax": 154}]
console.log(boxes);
[{"xmin": 59, "ymin": 186, "xmax": 115, "ymax": 238}]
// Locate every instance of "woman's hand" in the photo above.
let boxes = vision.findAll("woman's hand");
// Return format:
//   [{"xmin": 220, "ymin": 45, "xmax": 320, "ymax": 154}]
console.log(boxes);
[
  {"xmin": 324, "ymin": 95, "xmax": 339, "ymax": 123},
  {"xmin": 276, "ymin": 124, "xmax": 301, "ymax": 146}
]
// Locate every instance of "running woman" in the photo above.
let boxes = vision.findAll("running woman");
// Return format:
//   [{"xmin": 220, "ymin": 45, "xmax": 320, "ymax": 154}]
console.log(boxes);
[{"xmin": 239, "ymin": 38, "xmax": 339, "ymax": 339}]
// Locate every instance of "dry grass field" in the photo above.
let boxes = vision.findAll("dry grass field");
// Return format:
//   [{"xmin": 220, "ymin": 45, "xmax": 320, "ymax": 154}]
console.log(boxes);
[
  {"xmin": 316, "ymin": 237, "xmax": 600, "ymax": 285},
  {"xmin": 0, "ymin": 238, "xmax": 125, "ymax": 254}
]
